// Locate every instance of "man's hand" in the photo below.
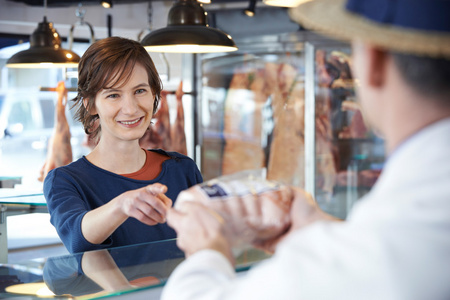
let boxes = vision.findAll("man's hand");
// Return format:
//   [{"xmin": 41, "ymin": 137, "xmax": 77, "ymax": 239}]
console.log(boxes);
[
  {"xmin": 167, "ymin": 202, "xmax": 235, "ymax": 264},
  {"xmin": 253, "ymin": 187, "xmax": 340, "ymax": 253},
  {"xmin": 118, "ymin": 183, "xmax": 172, "ymax": 226}
]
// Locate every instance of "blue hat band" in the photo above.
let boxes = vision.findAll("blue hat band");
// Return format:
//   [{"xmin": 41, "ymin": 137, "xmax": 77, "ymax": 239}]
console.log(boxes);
[{"xmin": 346, "ymin": 0, "xmax": 450, "ymax": 32}]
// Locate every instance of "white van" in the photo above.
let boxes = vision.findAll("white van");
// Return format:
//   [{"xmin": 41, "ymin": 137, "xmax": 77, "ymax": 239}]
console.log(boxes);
[{"xmin": 0, "ymin": 89, "xmax": 89, "ymax": 186}]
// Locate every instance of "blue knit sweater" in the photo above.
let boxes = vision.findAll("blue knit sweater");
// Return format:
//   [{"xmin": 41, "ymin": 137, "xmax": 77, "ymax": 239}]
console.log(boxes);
[{"xmin": 43, "ymin": 149, "xmax": 203, "ymax": 254}]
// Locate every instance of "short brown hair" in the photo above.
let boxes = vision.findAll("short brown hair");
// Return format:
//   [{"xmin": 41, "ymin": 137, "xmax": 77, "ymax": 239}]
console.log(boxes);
[
  {"xmin": 72, "ymin": 36, "xmax": 162, "ymax": 139},
  {"xmin": 392, "ymin": 52, "xmax": 450, "ymax": 107}
]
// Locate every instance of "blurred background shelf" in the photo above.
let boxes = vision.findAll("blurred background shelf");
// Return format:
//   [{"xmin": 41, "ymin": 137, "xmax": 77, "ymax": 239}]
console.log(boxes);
[{"xmin": 7, "ymin": 213, "xmax": 68, "ymax": 263}]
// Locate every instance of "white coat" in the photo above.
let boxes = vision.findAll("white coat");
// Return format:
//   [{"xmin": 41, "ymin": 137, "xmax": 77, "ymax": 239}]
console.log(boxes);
[{"xmin": 162, "ymin": 118, "xmax": 450, "ymax": 300}]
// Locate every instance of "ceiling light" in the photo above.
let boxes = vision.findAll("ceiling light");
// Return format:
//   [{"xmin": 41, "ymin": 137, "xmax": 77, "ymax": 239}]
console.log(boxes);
[
  {"xmin": 6, "ymin": 16, "xmax": 80, "ymax": 68},
  {"xmin": 263, "ymin": 0, "xmax": 312, "ymax": 7},
  {"xmin": 101, "ymin": 0, "xmax": 113, "ymax": 8},
  {"xmin": 141, "ymin": 0, "xmax": 238, "ymax": 53},
  {"xmin": 244, "ymin": 0, "xmax": 256, "ymax": 17}
]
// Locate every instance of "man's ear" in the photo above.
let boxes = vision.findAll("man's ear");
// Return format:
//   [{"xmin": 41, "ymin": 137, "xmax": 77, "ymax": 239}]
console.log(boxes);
[
  {"xmin": 367, "ymin": 47, "xmax": 388, "ymax": 87},
  {"xmin": 83, "ymin": 98, "xmax": 96, "ymax": 115}
]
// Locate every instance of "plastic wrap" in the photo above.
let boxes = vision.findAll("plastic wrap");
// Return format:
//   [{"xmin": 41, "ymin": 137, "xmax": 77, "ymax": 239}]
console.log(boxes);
[{"xmin": 175, "ymin": 169, "xmax": 294, "ymax": 251}]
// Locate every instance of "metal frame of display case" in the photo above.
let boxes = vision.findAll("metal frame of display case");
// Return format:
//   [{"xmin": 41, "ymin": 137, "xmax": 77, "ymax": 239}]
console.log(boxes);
[
  {"xmin": 304, "ymin": 41, "xmax": 316, "ymax": 198},
  {"xmin": 304, "ymin": 39, "xmax": 352, "ymax": 198}
]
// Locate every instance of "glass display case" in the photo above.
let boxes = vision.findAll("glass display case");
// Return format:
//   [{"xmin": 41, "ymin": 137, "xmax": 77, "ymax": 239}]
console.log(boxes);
[
  {"xmin": 196, "ymin": 31, "xmax": 385, "ymax": 219},
  {"xmin": 0, "ymin": 238, "xmax": 269, "ymax": 299}
]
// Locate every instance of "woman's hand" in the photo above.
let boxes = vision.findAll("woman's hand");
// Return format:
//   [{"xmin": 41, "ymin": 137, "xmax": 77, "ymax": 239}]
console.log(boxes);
[
  {"xmin": 82, "ymin": 183, "xmax": 172, "ymax": 245},
  {"xmin": 117, "ymin": 183, "xmax": 172, "ymax": 226}
]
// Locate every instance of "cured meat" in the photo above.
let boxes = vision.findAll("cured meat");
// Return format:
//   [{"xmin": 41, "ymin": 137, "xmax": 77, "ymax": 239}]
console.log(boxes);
[
  {"xmin": 267, "ymin": 63, "xmax": 306, "ymax": 187},
  {"xmin": 220, "ymin": 60, "xmax": 307, "ymax": 188},
  {"xmin": 139, "ymin": 124, "xmax": 161, "ymax": 151},
  {"xmin": 139, "ymin": 90, "xmax": 171, "ymax": 151},
  {"xmin": 338, "ymin": 100, "xmax": 368, "ymax": 139},
  {"xmin": 221, "ymin": 68, "xmax": 266, "ymax": 175},
  {"xmin": 153, "ymin": 90, "xmax": 172, "ymax": 150},
  {"xmin": 170, "ymin": 81, "xmax": 187, "ymax": 155},
  {"xmin": 329, "ymin": 51, "xmax": 353, "ymax": 81},
  {"xmin": 314, "ymin": 50, "xmax": 338, "ymax": 197},
  {"xmin": 38, "ymin": 81, "xmax": 73, "ymax": 182},
  {"xmin": 335, "ymin": 169, "xmax": 382, "ymax": 187},
  {"xmin": 175, "ymin": 172, "xmax": 294, "ymax": 247},
  {"xmin": 139, "ymin": 81, "xmax": 188, "ymax": 156},
  {"xmin": 316, "ymin": 50, "xmax": 338, "ymax": 88}
]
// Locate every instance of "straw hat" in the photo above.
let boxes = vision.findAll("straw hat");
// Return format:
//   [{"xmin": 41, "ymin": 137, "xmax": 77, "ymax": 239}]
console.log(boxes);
[{"xmin": 288, "ymin": 0, "xmax": 450, "ymax": 59}]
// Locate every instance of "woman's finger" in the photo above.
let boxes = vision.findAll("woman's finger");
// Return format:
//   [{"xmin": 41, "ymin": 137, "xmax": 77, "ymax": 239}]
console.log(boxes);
[
  {"xmin": 138, "ymin": 185, "xmax": 170, "ymax": 219},
  {"xmin": 127, "ymin": 205, "xmax": 159, "ymax": 226},
  {"xmin": 138, "ymin": 204, "xmax": 166, "ymax": 224},
  {"xmin": 157, "ymin": 193, "xmax": 173, "ymax": 209},
  {"xmin": 146, "ymin": 183, "xmax": 167, "ymax": 195}
]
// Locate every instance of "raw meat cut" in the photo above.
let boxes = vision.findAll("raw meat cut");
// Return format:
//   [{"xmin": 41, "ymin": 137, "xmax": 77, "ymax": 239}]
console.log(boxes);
[
  {"xmin": 221, "ymin": 68, "xmax": 266, "ymax": 175},
  {"xmin": 170, "ymin": 81, "xmax": 187, "ymax": 155},
  {"xmin": 139, "ymin": 81, "xmax": 188, "ymax": 155},
  {"xmin": 175, "ymin": 170, "xmax": 294, "ymax": 248},
  {"xmin": 338, "ymin": 100, "xmax": 368, "ymax": 139},
  {"xmin": 38, "ymin": 81, "xmax": 73, "ymax": 182},
  {"xmin": 267, "ymin": 63, "xmax": 306, "ymax": 188},
  {"xmin": 314, "ymin": 50, "xmax": 338, "ymax": 197}
]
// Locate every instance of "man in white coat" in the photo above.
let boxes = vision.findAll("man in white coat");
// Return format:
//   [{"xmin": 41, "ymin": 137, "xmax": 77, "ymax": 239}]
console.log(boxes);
[{"xmin": 162, "ymin": 0, "xmax": 450, "ymax": 299}]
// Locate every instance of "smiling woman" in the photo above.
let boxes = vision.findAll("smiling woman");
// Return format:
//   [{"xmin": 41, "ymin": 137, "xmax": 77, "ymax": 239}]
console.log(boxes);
[{"xmin": 42, "ymin": 36, "xmax": 203, "ymax": 254}]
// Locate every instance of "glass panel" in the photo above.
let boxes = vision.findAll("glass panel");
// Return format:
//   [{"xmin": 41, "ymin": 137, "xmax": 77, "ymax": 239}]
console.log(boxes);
[
  {"xmin": 8, "ymin": 101, "xmax": 33, "ymax": 132},
  {"xmin": 0, "ymin": 239, "xmax": 270, "ymax": 299},
  {"xmin": 0, "ymin": 192, "xmax": 46, "ymax": 206},
  {"xmin": 313, "ymin": 47, "xmax": 385, "ymax": 219}
]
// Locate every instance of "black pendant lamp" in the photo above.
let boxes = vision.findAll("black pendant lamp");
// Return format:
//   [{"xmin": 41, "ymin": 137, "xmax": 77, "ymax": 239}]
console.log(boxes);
[
  {"xmin": 6, "ymin": 16, "xmax": 80, "ymax": 68},
  {"xmin": 141, "ymin": 0, "xmax": 238, "ymax": 53}
]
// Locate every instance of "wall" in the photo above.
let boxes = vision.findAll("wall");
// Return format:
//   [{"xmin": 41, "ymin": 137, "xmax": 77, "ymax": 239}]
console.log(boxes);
[{"xmin": 0, "ymin": 0, "xmax": 172, "ymax": 40}]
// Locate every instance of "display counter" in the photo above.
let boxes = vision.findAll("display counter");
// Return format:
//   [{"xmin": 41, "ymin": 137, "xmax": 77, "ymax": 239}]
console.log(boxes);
[
  {"xmin": 0, "ymin": 177, "xmax": 22, "ymax": 188},
  {"xmin": 0, "ymin": 238, "xmax": 270, "ymax": 299}
]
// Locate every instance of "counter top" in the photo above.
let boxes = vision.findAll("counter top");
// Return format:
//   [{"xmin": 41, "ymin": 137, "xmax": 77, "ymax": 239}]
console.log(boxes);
[
  {"xmin": 0, "ymin": 238, "xmax": 270, "ymax": 299},
  {"xmin": 0, "ymin": 188, "xmax": 46, "ymax": 206}
]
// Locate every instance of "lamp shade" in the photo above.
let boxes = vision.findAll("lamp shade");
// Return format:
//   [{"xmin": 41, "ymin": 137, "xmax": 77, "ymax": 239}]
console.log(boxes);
[
  {"xmin": 6, "ymin": 17, "xmax": 80, "ymax": 68},
  {"xmin": 141, "ymin": 0, "xmax": 238, "ymax": 53}
]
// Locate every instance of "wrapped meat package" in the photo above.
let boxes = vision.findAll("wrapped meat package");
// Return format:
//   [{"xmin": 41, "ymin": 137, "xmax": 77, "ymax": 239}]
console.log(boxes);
[{"xmin": 174, "ymin": 169, "xmax": 294, "ymax": 251}]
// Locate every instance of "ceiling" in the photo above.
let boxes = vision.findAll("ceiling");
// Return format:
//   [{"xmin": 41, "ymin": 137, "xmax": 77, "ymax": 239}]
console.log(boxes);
[{"xmin": 6, "ymin": 0, "xmax": 250, "ymax": 7}]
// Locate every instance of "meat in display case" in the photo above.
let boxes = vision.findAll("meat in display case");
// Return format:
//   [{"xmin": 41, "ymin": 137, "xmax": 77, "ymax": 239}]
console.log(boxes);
[
  {"xmin": 309, "ymin": 44, "xmax": 385, "ymax": 219},
  {"xmin": 195, "ymin": 32, "xmax": 385, "ymax": 219}
]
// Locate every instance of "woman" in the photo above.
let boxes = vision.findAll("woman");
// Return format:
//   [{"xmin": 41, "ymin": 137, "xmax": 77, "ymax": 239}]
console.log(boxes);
[{"xmin": 43, "ymin": 36, "xmax": 203, "ymax": 254}]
